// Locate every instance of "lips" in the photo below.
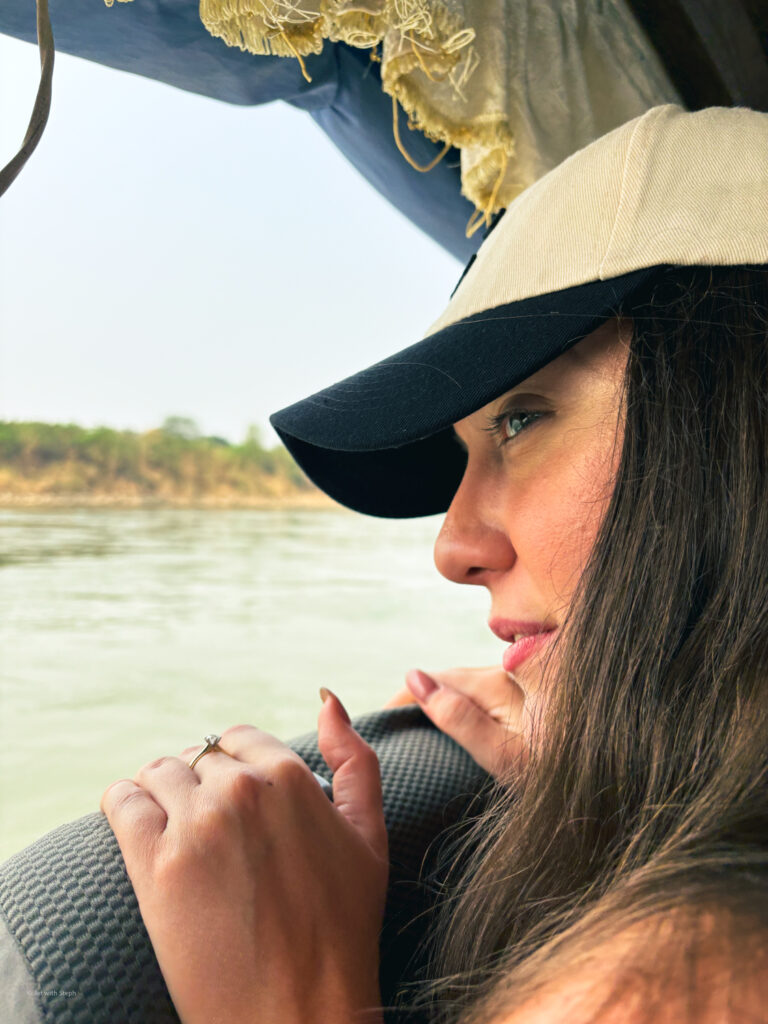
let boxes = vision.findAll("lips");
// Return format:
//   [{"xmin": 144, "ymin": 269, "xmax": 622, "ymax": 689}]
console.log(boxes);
[{"xmin": 488, "ymin": 618, "xmax": 558, "ymax": 674}]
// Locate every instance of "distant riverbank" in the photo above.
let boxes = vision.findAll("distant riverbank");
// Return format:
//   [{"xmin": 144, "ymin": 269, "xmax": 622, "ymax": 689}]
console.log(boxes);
[
  {"xmin": 0, "ymin": 420, "xmax": 335, "ymax": 508},
  {"xmin": 0, "ymin": 491, "xmax": 336, "ymax": 508}
]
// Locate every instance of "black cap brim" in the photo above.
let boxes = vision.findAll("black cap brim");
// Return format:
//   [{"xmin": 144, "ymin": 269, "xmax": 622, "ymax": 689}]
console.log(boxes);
[{"xmin": 270, "ymin": 267, "xmax": 660, "ymax": 517}]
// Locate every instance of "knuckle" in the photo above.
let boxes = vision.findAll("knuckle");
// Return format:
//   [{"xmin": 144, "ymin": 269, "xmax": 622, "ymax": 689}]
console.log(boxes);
[
  {"xmin": 221, "ymin": 723, "xmax": 255, "ymax": 742},
  {"xmin": 190, "ymin": 809, "xmax": 232, "ymax": 849},
  {"xmin": 109, "ymin": 786, "xmax": 155, "ymax": 825},
  {"xmin": 114, "ymin": 786, "xmax": 143, "ymax": 810},
  {"xmin": 139, "ymin": 755, "xmax": 176, "ymax": 776},
  {"xmin": 272, "ymin": 755, "xmax": 311, "ymax": 790},
  {"xmin": 435, "ymin": 690, "xmax": 475, "ymax": 731},
  {"xmin": 102, "ymin": 777, "xmax": 131, "ymax": 799},
  {"xmin": 224, "ymin": 768, "xmax": 265, "ymax": 812},
  {"xmin": 154, "ymin": 841, "xmax": 197, "ymax": 886},
  {"xmin": 174, "ymin": 796, "xmax": 240, "ymax": 854},
  {"xmin": 357, "ymin": 741, "xmax": 380, "ymax": 771}
]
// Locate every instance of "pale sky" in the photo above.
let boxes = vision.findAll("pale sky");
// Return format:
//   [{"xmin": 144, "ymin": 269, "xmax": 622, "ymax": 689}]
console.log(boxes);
[{"xmin": 0, "ymin": 34, "xmax": 460, "ymax": 443}]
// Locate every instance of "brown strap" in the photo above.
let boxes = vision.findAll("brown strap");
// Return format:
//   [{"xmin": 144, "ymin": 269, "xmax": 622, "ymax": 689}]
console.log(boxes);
[{"xmin": 0, "ymin": 0, "xmax": 54, "ymax": 197}]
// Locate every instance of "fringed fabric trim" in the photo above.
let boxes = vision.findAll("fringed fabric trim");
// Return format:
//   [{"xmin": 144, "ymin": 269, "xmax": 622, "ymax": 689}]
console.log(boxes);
[{"xmin": 105, "ymin": 0, "xmax": 682, "ymax": 238}]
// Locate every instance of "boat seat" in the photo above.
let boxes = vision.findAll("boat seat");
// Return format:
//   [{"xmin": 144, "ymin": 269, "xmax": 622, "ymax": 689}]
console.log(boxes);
[{"xmin": 0, "ymin": 706, "xmax": 490, "ymax": 1024}]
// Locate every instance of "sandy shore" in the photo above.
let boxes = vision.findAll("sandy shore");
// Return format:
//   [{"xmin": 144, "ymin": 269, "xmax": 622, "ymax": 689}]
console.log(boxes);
[{"xmin": 0, "ymin": 491, "xmax": 340, "ymax": 510}]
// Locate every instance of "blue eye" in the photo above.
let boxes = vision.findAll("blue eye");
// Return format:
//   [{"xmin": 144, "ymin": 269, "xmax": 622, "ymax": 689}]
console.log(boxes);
[{"xmin": 485, "ymin": 409, "xmax": 544, "ymax": 446}]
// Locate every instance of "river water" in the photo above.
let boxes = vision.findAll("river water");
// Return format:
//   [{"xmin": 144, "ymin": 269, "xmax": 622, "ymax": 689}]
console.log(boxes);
[{"xmin": 0, "ymin": 507, "xmax": 496, "ymax": 861}]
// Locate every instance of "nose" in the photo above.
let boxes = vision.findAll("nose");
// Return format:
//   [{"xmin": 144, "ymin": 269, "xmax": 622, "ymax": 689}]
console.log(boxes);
[{"xmin": 433, "ymin": 465, "xmax": 516, "ymax": 586}]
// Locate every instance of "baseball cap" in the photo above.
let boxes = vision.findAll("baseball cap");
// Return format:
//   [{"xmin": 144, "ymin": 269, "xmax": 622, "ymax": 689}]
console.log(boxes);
[{"xmin": 270, "ymin": 104, "xmax": 768, "ymax": 517}]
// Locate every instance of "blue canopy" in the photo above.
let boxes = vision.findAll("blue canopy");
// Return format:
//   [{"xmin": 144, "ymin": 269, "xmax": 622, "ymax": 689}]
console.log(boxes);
[
  {"xmin": 0, "ymin": 0, "xmax": 477, "ymax": 261},
  {"xmin": 2, "ymin": 1, "xmax": 766, "ymax": 257}
]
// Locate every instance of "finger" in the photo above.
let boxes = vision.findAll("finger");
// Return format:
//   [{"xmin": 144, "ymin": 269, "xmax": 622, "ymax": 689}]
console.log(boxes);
[
  {"xmin": 131, "ymin": 754, "xmax": 201, "ymax": 816},
  {"xmin": 205, "ymin": 724, "xmax": 294, "ymax": 764},
  {"xmin": 317, "ymin": 689, "xmax": 387, "ymax": 861},
  {"xmin": 382, "ymin": 688, "xmax": 418, "ymax": 709},
  {"xmin": 100, "ymin": 778, "xmax": 167, "ymax": 867},
  {"xmin": 384, "ymin": 666, "xmax": 516, "ymax": 711},
  {"xmin": 423, "ymin": 666, "xmax": 523, "ymax": 707},
  {"xmin": 405, "ymin": 670, "xmax": 525, "ymax": 775}
]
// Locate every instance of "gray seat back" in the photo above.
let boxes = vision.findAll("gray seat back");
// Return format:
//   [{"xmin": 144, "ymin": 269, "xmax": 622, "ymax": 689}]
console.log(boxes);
[{"xmin": 0, "ymin": 707, "xmax": 489, "ymax": 1023}]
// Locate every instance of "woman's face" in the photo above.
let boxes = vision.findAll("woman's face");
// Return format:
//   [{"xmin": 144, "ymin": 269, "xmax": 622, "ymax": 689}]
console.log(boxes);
[{"xmin": 434, "ymin": 318, "xmax": 630, "ymax": 699}]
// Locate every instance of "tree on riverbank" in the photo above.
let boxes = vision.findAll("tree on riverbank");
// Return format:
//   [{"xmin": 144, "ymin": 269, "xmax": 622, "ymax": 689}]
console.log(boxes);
[{"xmin": 0, "ymin": 421, "xmax": 322, "ymax": 505}]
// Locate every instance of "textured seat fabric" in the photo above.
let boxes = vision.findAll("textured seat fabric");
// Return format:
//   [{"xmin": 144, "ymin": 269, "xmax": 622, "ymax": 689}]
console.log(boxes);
[{"xmin": 0, "ymin": 706, "xmax": 490, "ymax": 1023}]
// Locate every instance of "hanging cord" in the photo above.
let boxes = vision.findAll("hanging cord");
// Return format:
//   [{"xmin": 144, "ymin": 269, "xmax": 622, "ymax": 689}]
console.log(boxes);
[
  {"xmin": 391, "ymin": 96, "xmax": 450, "ymax": 173},
  {"xmin": 0, "ymin": 0, "xmax": 54, "ymax": 197},
  {"xmin": 278, "ymin": 30, "xmax": 312, "ymax": 83},
  {"xmin": 465, "ymin": 148, "xmax": 508, "ymax": 237},
  {"xmin": 408, "ymin": 35, "xmax": 449, "ymax": 84}
]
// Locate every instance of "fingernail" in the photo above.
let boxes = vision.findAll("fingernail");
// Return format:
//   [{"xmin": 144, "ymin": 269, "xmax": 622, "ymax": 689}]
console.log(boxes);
[
  {"xmin": 319, "ymin": 687, "xmax": 351, "ymax": 725},
  {"xmin": 406, "ymin": 669, "xmax": 437, "ymax": 702}
]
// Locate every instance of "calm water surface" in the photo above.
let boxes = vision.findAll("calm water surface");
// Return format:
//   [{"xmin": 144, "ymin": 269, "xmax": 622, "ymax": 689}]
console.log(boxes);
[{"xmin": 0, "ymin": 508, "xmax": 495, "ymax": 860}]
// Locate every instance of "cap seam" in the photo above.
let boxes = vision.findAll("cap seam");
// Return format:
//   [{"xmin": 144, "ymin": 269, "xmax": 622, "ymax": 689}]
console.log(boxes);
[{"xmin": 599, "ymin": 107, "xmax": 659, "ymax": 280}]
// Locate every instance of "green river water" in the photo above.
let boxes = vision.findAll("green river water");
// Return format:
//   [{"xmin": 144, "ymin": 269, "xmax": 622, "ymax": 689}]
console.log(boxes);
[{"xmin": 0, "ymin": 507, "xmax": 496, "ymax": 861}]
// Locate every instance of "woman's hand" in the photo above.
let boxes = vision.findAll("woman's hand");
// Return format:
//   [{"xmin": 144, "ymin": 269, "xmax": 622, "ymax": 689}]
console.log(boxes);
[
  {"xmin": 384, "ymin": 666, "xmax": 529, "ymax": 777},
  {"xmin": 100, "ymin": 691, "xmax": 388, "ymax": 1024}
]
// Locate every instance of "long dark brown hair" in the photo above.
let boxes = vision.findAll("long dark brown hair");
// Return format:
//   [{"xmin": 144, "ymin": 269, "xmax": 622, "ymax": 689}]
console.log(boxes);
[{"xmin": 420, "ymin": 265, "xmax": 768, "ymax": 1022}]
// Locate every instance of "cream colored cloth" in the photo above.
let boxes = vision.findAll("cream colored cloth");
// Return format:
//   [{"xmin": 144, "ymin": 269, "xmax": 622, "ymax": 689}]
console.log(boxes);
[
  {"xmin": 109, "ymin": 0, "xmax": 682, "ymax": 231},
  {"xmin": 428, "ymin": 104, "xmax": 768, "ymax": 334},
  {"xmin": 383, "ymin": 0, "xmax": 683, "ymax": 228}
]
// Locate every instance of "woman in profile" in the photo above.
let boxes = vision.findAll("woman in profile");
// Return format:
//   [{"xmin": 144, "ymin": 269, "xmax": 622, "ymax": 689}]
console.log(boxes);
[{"xmin": 101, "ymin": 104, "xmax": 768, "ymax": 1024}]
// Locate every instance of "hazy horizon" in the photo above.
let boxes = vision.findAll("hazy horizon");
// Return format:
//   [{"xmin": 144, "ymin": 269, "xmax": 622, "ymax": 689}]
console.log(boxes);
[{"xmin": 0, "ymin": 34, "xmax": 460, "ymax": 444}]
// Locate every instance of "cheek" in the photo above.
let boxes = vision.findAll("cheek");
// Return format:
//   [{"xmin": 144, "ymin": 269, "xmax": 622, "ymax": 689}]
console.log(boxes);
[{"xmin": 517, "ymin": 444, "xmax": 617, "ymax": 605}]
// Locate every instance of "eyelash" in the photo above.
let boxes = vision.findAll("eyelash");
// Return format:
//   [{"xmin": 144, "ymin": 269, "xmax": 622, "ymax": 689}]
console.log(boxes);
[{"xmin": 483, "ymin": 408, "xmax": 546, "ymax": 447}]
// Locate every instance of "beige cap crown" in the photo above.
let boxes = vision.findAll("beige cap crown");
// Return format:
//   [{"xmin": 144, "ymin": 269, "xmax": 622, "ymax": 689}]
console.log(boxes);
[{"xmin": 429, "ymin": 104, "xmax": 768, "ymax": 336}]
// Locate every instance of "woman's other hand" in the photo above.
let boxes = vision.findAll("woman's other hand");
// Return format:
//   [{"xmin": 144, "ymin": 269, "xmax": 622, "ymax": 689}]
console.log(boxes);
[
  {"xmin": 384, "ymin": 666, "xmax": 528, "ymax": 777},
  {"xmin": 100, "ymin": 692, "xmax": 388, "ymax": 1024}
]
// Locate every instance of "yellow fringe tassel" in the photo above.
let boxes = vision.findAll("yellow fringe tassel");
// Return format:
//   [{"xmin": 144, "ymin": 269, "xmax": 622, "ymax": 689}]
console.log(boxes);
[
  {"xmin": 279, "ymin": 31, "xmax": 312, "ymax": 83},
  {"xmin": 465, "ymin": 149, "xmax": 508, "ymax": 238},
  {"xmin": 391, "ymin": 96, "xmax": 450, "ymax": 173},
  {"xmin": 409, "ymin": 35, "xmax": 450, "ymax": 84}
]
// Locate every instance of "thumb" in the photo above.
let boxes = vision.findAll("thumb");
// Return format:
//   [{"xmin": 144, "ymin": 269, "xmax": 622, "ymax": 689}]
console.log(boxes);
[
  {"xmin": 382, "ymin": 687, "xmax": 418, "ymax": 709},
  {"xmin": 405, "ymin": 669, "xmax": 523, "ymax": 775},
  {"xmin": 317, "ymin": 688, "xmax": 387, "ymax": 861}
]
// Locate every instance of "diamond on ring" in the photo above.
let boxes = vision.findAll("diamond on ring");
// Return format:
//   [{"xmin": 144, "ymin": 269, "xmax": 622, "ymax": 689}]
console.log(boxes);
[{"xmin": 189, "ymin": 733, "xmax": 224, "ymax": 769}]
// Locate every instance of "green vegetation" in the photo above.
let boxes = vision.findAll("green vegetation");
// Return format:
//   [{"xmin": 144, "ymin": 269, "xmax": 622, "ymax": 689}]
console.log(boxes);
[{"xmin": 0, "ymin": 419, "xmax": 323, "ymax": 505}]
